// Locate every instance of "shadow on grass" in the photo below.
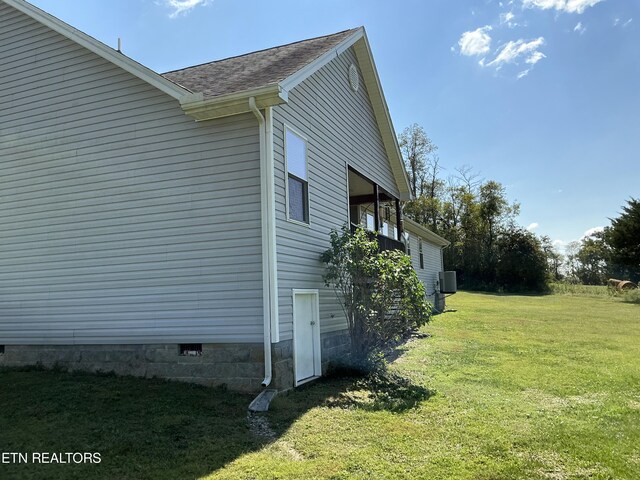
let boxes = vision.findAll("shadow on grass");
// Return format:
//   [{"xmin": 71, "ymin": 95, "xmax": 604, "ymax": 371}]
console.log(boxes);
[
  {"xmin": 269, "ymin": 369, "xmax": 435, "ymax": 435},
  {"xmin": 0, "ymin": 363, "xmax": 434, "ymax": 480}
]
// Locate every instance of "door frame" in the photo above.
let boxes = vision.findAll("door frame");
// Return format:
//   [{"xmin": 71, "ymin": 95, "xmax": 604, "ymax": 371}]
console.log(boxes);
[{"xmin": 292, "ymin": 289, "xmax": 322, "ymax": 386}]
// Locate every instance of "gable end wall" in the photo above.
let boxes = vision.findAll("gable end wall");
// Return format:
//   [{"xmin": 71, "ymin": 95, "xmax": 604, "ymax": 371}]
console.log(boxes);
[{"xmin": 272, "ymin": 46, "xmax": 400, "ymax": 341}]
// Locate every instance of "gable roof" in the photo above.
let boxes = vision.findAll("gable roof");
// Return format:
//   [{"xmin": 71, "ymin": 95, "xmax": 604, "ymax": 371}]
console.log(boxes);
[
  {"xmin": 2, "ymin": 0, "xmax": 411, "ymax": 199},
  {"xmin": 163, "ymin": 29, "xmax": 359, "ymax": 99}
]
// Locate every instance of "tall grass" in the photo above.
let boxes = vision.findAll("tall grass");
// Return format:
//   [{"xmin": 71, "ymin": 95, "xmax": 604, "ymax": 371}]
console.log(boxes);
[
  {"xmin": 549, "ymin": 282, "xmax": 612, "ymax": 297},
  {"xmin": 622, "ymin": 288, "xmax": 640, "ymax": 304}
]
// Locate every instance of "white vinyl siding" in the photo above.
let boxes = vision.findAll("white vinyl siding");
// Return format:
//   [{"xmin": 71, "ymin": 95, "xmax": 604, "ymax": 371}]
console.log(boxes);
[
  {"xmin": 273, "ymin": 47, "xmax": 400, "ymax": 340},
  {"xmin": 408, "ymin": 234, "xmax": 444, "ymax": 305},
  {"xmin": 0, "ymin": 3, "xmax": 263, "ymax": 345}
]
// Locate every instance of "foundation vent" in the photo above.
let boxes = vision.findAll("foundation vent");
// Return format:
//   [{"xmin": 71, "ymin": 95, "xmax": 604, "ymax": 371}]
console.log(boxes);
[{"xmin": 179, "ymin": 344, "xmax": 202, "ymax": 356}]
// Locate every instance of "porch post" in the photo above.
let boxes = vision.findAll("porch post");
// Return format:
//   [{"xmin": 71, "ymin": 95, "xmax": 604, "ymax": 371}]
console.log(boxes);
[
  {"xmin": 395, "ymin": 198, "xmax": 403, "ymax": 240},
  {"xmin": 373, "ymin": 183, "xmax": 380, "ymax": 232}
]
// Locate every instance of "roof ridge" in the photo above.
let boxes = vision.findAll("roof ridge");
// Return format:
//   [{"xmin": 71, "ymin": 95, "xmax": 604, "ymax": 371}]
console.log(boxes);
[{"xmin": 161, "ymin": 27, "xmax": 360, "ymax": 75}]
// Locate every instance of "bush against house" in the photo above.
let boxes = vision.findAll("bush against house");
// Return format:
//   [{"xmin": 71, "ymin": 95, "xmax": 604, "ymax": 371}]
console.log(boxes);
[{"xmin": 321, "ymin": 226, "xmax": 431, "ymax": 369}]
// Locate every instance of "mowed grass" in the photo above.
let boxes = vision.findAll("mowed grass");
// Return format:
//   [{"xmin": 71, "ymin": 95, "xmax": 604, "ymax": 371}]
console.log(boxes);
[
  {"xmin": 1, "ymin": 292, "xmax": 639, "ymax": 479},
  {"xmin": 215, "ymin": 292, "xmax": 640, "ymax": 479}
]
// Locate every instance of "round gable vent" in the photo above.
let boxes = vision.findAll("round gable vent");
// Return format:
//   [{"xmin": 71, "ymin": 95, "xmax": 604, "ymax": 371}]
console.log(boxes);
[{"xmin": 348, "ymin": 64, "xmax": 359, "ymax": 92}]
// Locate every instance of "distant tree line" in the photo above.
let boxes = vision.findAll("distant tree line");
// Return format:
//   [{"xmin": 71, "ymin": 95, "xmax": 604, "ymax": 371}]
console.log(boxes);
[
  {"xmin": 565, "ymin": 198, "xmax": 640, "ymax": 285},
  {"xmin": 398, "ymin": 124, "xmax": 557, "ymax": 293},
  {"xmin": 398, "ymin": 124, "xmax": 639, "ymax": 291}
]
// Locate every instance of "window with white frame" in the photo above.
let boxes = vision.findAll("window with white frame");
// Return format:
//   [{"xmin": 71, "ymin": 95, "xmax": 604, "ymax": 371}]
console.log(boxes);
[
  {"xmin": 419, "ymin": 239, "xmax": 424, "ymax": 269},
  {"xmin": 286, "ymin": 128, "xmax": 309, "ymax": 224},
  {"xmin": 366, "ymin": 213, "xmax": 375, "ymax": 231}
]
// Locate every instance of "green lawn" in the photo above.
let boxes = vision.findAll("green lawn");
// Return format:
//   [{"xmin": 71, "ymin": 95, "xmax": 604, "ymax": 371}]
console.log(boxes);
[{"xmin": 1, "ymin": 292, "xmax": 639, "ymax": 479}]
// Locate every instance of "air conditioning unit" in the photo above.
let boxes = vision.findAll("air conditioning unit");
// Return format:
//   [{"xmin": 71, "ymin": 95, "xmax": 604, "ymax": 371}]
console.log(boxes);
[{"xmin": 439, "ymin": 271, "xmax": 457, "ymax": 294}]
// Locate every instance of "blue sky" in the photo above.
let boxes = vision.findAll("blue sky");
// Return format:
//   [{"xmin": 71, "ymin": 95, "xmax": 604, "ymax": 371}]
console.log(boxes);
[{"xmin": 28, "ymin": 0, "xmax": 639, "ymax": 250}]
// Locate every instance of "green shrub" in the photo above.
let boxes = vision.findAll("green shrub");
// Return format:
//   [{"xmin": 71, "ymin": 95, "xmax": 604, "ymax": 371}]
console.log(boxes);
[{"xmin": 321, "ymin": 226, "xmax": 431, "ymax": 371}]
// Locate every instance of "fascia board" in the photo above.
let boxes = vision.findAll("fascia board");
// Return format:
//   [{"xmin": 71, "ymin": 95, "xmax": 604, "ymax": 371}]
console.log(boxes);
[
  {"xmin": 181, "ymin": 85, "xmax": 288, "ymax": 121},
  {"xmin": 353, "ymin": 33, "xmax": 413, "ymax": 200},
  {"xmin": 2, "ymin": 0, "xmax": 191, "ymax": 101}
]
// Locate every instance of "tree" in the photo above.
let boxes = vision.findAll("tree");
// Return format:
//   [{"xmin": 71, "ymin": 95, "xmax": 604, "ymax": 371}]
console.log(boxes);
[
  {"xmin": 495, "ymin": 226, "xmax": 549, "ymax": 292},
  {"xmin": 398, "ymin": 124, "xmax": 437, "ymax": 198},
  {"xmin": 606, "ymin": 198, "xmax": 640, "ymax": 282},
  {"xmin": 573, "ymin": 231, "xmax": 611, "ymax": 285},
  {"xmin": 396, "ymin": 122, "xmax": 548, "ymax": 292},
  {"xmin": 321, "ymin": 226, "xmax": 431, "ymax": 370}
]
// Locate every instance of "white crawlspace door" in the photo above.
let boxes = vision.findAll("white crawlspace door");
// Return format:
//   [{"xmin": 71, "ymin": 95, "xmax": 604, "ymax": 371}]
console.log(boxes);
[{"xmin": 293, "ymin": 290, "xmax": 321, "ymax": 385}]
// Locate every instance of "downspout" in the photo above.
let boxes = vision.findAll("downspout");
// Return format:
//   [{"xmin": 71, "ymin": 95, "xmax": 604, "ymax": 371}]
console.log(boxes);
[
  {"xmin": 265, "ymin": 107, "xmax": 280, "ymax": 345},
  {"xmin": 250, "ymin": 97, "xmax": 272, "ymax": 387}
]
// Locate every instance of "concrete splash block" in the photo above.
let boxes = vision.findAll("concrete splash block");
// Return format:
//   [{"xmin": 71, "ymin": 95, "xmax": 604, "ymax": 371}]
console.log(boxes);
[{"xmin": 248, "ymin": 389, "xmax": 278, "ymax": 412}]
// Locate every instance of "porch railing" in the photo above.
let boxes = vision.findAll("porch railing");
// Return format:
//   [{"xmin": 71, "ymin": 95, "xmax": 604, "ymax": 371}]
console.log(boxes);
[{"xmin": 350, "ymin": 224, "xmax": 406, "ymax": 254}]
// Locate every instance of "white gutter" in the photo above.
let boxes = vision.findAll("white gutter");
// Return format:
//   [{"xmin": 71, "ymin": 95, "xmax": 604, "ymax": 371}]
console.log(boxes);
[{"xmin": 249, "ymin": 97, "xmax": 279, "ymax": 387}]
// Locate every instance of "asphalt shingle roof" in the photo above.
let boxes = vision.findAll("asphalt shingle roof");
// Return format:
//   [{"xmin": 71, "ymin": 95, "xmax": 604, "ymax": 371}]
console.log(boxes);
[{"xmin": 162, "ymin": 28, "xmax": 359, "ymax": 98}]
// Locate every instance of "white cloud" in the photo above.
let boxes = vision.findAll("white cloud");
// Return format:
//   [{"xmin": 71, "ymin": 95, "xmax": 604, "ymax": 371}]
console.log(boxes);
[
  {"xmin": 501, "ymin": 11, "xmax": 515, "ymax": 23},
  {"xmin": 517, "ymin": 69, "xmax": 530, "ymax": 79},
  {"xmin": 527, "ymin": 222, "xmax": 539, "ymax": 231},
  {"xmin": 486, "ymin": 37, "xmax": 545, "ymax": 68},
  {"xmin": 164, "ymin": 0, "xmax": 211, "ymax": 18},
  {"xmin": 583, "ymin": 226, "xmax": 604, "ymax": 238},
  {"xmin": 526, "ymin": 51, "xmax": 546, "ymax": 64},
  {"xmin": 623, "ymin": 18, "xmax": 633, "ymax": 27},
  {"xmin": 499, "ymin": 11, "xmax": 521, "ymax": 28},
  {"xmin": 574, "ymin": 21, "xmax": 586, "ymax": 34},
  {"xmin": 458, "ymin": 26, "xmax": 493, "ymax": 56},
  {"xmin": 522, "ymin": 0, "xmax": 605, "ymax": 14},
  {"xmin": 552, "ymin": 239, "xmax": 567, "ymax": 247}
]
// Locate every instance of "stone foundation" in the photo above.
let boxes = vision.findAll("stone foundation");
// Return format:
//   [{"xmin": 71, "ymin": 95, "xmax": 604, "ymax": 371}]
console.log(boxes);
[
  {"xmin": 0, "ymin": 343, "xmax": 265, "ymax": 392},
  {"xmin": 321, "ymin": 330, "xmax": 351, "ymax": 370},
  {"xmin": 0, "ymin": 330, "xmax": 351, "ymax": 393}
]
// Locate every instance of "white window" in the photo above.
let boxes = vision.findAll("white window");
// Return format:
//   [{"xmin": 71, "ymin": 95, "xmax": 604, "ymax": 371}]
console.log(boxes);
[
  {"xmin": 419, "ymin": 239, "xmax": 424, "ymax": 269},
  {"xmin": 382, "ymin": 222, "xmax": 389, "ymax": 237},
  {"xmin": 366, "ymin": 213, "xmax": 375, "ymax": 231},
  {"xmin": 286, "ymin": 128, "xmax": 309, "ymax": 224}
]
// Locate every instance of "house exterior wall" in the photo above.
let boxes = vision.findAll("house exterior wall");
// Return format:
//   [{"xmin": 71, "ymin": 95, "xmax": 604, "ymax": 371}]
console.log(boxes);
[
  {"xmin": 406, "ymin": 232, "xmax": 444, "ymax": 305},
  {"xmin": 0, "ymin": 3, "xmax": 264, "ymax": 345},
  {"xmin": 272, "ymin": 46, "xmax": 401, "ymax": 344}
]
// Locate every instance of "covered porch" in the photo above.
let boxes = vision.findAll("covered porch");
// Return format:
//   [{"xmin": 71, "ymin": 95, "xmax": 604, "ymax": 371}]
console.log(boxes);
[{"xmin": 348, "ymin": 167, "xmax": 405, "ymax": 253}]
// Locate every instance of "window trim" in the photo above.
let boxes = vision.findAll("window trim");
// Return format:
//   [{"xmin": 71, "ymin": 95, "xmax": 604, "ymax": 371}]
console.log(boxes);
[
  {"xmin": 419, "ymin": 239, "xmax": 424, "ymax": 270},
  {"xmin": 284, "ymin": 124, "xmax": 310, "ymax": 227}
]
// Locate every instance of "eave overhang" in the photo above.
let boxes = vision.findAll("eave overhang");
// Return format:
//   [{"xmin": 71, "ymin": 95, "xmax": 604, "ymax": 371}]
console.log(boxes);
[
  {"xmin": 180, "ymin": 85, "xmax": 289, "ymax": 121},
  {"xmin": 404, "ymin": 218, "xmax": 450, "ymax": 248}
]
